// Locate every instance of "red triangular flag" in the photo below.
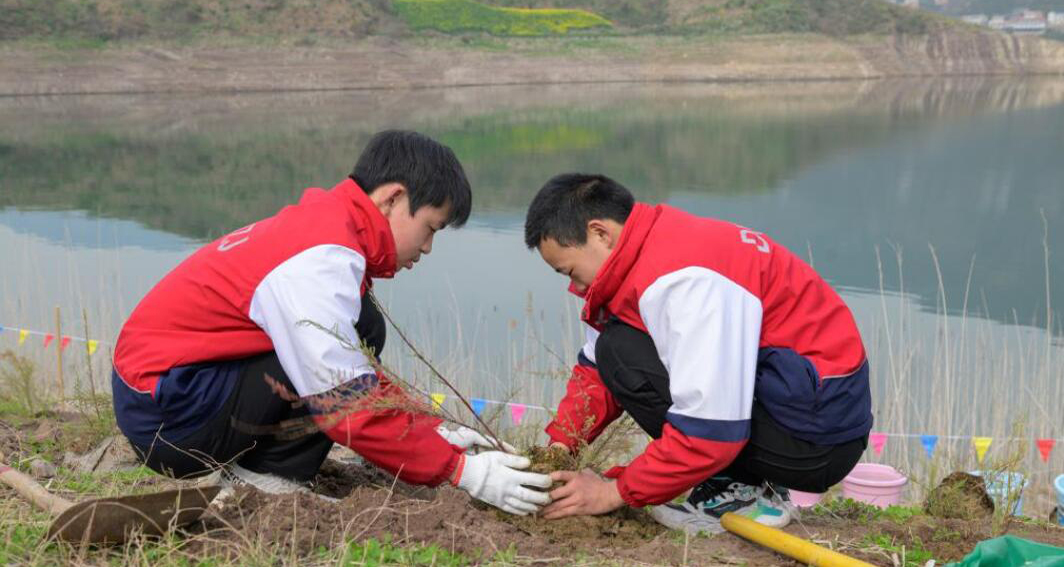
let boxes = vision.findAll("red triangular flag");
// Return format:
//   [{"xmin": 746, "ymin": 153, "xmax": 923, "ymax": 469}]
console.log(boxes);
[
  {"xmin": 59, "ymin": 336, "xmax": 71, "ymax": 351},
  {"xmin": 43, "ymin": 334, "xmax": 54, "ymax": 348},
  {"xmin": 1036, "ymin": 438, "xmax": 1055, "ymax": 463}
]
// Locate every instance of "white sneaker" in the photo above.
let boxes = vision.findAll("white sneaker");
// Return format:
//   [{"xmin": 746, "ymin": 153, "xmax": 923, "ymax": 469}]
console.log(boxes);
[
  {"xmin": 650, "ymin": 477, "xmax": 792, "ymax": 534},
  {"xmin": 222, "ymin": 464, "xmax": 310, "ymax": 495}
]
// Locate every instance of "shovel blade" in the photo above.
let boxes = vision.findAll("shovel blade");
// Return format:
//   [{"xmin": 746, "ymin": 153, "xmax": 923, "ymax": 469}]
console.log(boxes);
[{"xmin": 48, "ymin": 485, "xmax": 221, "ymax": 545}]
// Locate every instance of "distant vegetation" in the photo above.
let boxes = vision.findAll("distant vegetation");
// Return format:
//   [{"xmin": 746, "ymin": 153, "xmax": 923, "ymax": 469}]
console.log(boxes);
[
  {"xmin": 0, "ymin": 0, "xmax": 949, "ymax": 42},
  {"xmin": 393, "ymin": 0, "xmax": 611, "ymax": 35}
]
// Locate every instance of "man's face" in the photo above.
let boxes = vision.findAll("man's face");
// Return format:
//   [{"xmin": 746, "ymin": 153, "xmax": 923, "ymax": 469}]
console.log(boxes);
[
  {"xmin": 386, "ymin": 194, "xmax": 450, "ymax": 271},
  {"xmin": 537, "ymin": 235, "xmax": 613, "ymax": 295}
]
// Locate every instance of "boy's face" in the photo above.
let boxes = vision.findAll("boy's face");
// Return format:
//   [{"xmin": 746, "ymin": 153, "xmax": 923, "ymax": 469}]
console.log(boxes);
[
  {"xmin": 385, "ymin": 193, "xmax": 450, "ymax": 271},
  {"xmin": 537, "ymin": 220, "xmax": 620, "ymax": 294}
]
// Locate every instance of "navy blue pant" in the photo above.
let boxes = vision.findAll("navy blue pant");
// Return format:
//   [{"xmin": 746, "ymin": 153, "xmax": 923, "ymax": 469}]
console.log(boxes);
[
  {"xmin": 594, "ymin": 319, "xmax": 866, "ymax": 493},
  {"xmin": 128, "ymin": 293, "xmax": 386, "ymax": 482}
]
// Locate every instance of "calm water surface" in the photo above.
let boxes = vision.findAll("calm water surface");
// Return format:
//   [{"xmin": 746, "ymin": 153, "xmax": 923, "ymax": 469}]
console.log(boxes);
[{"xmin": 2, "ymin": 80, "xmax": 1062, "ymax": 464}]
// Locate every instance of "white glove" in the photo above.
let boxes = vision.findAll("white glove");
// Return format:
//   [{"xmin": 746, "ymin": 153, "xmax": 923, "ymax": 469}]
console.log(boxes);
[
  {"xmin": 436, "ymin": 425, "xmax": 516, "ymax": 453},
  {"xmin": 454, "ymin": 451, "xmax": 552, "ymax": 516}
]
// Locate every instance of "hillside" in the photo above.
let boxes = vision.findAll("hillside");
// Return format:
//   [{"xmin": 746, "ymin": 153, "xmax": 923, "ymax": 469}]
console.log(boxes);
[{"xmin": 0, "ymin": 0, "xmax": 953, "ymax": 42}]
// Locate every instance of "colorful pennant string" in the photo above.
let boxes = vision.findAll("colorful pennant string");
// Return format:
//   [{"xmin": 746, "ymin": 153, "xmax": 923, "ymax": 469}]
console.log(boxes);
[
  {"xmin": 973, "ymin": 437, "xmax": 993, "ymax": 464},
  {"xmin": 2, "ymin": 323, "xmax": 110, "ymax": 355},
  {"xmin": 509, "ymin": 404, "xmax": 527, "ymax": 425},
  {"xmin": 870, "ymin": 432, "xmax": 887, "ymax": 456},
  {"xmin": 1036, "ymin": 438, "xmax": 1056, "ymax": 462},
  {"xmin": 920, "ymin": 434, "xmax": 938, "ymax": 458}
]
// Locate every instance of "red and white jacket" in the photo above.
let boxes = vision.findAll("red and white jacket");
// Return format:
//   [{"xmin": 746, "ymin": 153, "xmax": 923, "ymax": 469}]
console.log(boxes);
[
  {"xmin": 545, "ymin": 203, "xmax": 872, "ymax": 507},
  {"xmin": 112, "ymin": 179, "xmax": 461, "ymax": 486}
]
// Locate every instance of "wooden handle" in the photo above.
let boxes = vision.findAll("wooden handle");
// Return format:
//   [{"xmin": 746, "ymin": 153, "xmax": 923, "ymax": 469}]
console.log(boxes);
[{"xmin": 0, "ymin": 453, "xmax": 71, "ymax": 516}]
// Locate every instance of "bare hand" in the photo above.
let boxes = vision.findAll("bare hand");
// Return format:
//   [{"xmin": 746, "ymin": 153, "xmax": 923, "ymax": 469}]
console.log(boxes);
[{"xmin": 541, "ymin": 469, "xmax": 625, "ymax": 519}]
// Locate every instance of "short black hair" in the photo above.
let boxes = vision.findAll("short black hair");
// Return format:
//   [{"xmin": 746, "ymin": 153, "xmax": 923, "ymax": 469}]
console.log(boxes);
[
  {"xmin": 524, "ymin": 173, "xmax": 635, "ymax": 249},
  {"xmin": 351, "ymin": 130, "xmax": 472, "ymax": 228}
]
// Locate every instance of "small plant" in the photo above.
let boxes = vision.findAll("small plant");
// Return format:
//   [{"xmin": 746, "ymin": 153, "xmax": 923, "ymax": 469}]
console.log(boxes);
[
  {"xmin": 0, "ymin": 350, "xmax": 41, "ymax": 416},
  {"xmin": 339, "ymin": 538, "xmax": 469, "ymax": 566},
  {"xmin": 864, "ymin": 532, "xmax": 934, "ymax": 567}
]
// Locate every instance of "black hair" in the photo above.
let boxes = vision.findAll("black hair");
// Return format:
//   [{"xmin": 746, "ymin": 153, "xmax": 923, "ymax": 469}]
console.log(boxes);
[
  {"xmin": 524, "ymin": 173, "xmax": 635, "ymax": 249},
  {"xmin": 350, "ymin": 130, "xmax": 472, "ymax": 228}
]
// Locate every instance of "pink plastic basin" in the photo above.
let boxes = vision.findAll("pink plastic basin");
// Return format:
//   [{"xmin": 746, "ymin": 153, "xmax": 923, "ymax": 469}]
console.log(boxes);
[
  {"xmin": 789, "ymin": 489, "xmax": 825, "ymax": 508},
  {"xmin": 841, "ymin": 463, "xmax": 908, "ymax": 508}
]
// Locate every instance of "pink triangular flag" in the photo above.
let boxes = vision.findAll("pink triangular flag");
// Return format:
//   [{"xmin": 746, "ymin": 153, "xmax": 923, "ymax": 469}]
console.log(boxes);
[
  {"xmin": 509, "ymin": 403, "xmax": 527, "ymax": 425},
  {"xmin": 59, "ymin": 336, "xmax": 71, "ymax": 351},
  {"xmin": 870, "ymin": 432, "xmax": 887, "ymax": 456},
  {"xmin": 43, "ymin": 334, "xmax": 54, "ymax": 348},
  {"xmin": 1036, "ymin": 438, "xmax": 1055, "ymax": 463}
]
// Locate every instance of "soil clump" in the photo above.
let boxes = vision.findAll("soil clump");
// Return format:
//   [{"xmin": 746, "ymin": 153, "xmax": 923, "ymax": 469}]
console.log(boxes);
[
  {"xmin": 486, "ymin": 446, "xmax": 667, "ymax": 543},
  {"xmin": 924, "ymin": 471, "xmax": 995, "ymax": 519}
]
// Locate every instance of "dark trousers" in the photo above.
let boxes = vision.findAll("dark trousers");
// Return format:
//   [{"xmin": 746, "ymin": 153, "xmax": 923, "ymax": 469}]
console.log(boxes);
[
  {"xmin": 595, "ymin": 319, "xmax": 866, "ymax": 493},
  {"xmin": 133, "ymin": 293, "xmax": 387, "ymax": 482}
]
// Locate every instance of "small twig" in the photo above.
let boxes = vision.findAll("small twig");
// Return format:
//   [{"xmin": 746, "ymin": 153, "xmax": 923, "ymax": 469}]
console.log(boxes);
[{"xmin": 369, "ymin": 293, "xmax": 507, "ymax": 452}]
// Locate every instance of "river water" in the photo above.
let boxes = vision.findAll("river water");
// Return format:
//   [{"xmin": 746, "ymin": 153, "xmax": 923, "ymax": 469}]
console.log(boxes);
[{"xmin": 2, "ymin": 79, "xmax": 1062, "ymax": 481}]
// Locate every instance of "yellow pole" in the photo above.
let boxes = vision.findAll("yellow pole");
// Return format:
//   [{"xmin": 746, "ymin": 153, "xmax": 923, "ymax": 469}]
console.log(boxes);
[
  {"xmin": 54, "ymin": 305, "xmax": 64, "ymax": 403},
  {"xmin": 721, "ymin": 512, "xmax": 876, "ymax": 567}
]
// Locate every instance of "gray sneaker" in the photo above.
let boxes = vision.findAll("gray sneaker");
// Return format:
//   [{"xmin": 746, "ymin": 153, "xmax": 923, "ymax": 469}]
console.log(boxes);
[{"xmin": 650, "ymin": 476, "xmax": 792, "ymax": 534}]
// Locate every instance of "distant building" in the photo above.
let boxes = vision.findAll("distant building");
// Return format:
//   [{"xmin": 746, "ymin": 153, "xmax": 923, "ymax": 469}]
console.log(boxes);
[
  {"xmin": 1004, "ymin": 9, "xmax": 1047, "ymax": 34},
  {"xmin": 961, "ymin": 14, "xmax": 989, "ymax": 26},
  {"xmin": 1049, "ymin": 12, "xmax": 1064, "ymax": 28},
  {"xmin": 988, "ymin": 15, "xmax": 1007, "ymax": 29}
]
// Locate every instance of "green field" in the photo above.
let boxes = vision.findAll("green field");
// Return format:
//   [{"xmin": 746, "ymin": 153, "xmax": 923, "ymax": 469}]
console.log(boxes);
[{"xmin": 393, "ymin": 0, "xmax": 611, "ymax": 36}]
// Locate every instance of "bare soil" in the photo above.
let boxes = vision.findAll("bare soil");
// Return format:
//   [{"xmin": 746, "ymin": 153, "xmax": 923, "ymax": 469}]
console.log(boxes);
[
  {"xmin": 3, "ymin": 31, "xmax": 1064, "ymax": 96},
  {"xmin": 4, "ymin": 418, "xmax": 1064, "ymax": 565},
  {"xmin": 193, "ymin": 460, "xmax": 1064, "ymax": 566}
]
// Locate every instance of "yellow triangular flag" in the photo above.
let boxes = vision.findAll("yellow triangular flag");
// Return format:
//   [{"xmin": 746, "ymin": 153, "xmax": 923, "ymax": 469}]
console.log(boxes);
[
  {"xmin": 18, "ymin": 329, "xmax": 28, "ymax": 346},
  {"xmin": 430, "ymin": 393, "xmax": 446, "ymax": 411},
  {"xmin": 87, "ymin": 340, "xmax": 99, "ymax": 356},
  {"xmin": 973, "ymin": 437, "xmax": 992, "ymax": 464}
]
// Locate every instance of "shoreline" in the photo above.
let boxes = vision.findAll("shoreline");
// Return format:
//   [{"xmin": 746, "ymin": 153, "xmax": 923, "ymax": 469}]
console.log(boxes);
[{"xmin": 3, "ymin": 32, "xmax": 1064, "ymax": 96}]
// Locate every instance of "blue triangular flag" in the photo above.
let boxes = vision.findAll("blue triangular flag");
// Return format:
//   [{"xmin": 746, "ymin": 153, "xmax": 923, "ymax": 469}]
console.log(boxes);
[
  {"xmin": 471, "ymin": 398, "xmax": 486, "ymax": 417},
  {"xmin": 921, "ymin": 434, "xmax": 938, "ymax": 458}
]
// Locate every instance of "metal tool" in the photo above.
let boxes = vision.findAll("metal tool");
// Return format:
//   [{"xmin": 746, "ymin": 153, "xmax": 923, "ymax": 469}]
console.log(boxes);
[{"xmin": 1, "ymin": 452, "xmax": 219, "ymax": 545}]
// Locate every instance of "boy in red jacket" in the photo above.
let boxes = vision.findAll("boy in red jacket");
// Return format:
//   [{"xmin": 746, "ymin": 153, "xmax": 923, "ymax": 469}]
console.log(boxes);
[
  {"xmin": 525, "ymin": 173, "xmax": 871, "ymax": 532},
  {"xmin": 112, "ymin": 131, "xmax": 551, "ymax": 515}
]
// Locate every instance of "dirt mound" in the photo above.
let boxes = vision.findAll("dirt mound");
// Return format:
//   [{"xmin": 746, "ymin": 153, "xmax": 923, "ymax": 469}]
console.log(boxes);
[
  {"xmin": 203, "ymin": 486, "xmax": 536, "ymax": 560},
  {"xmin": 924, "ymin": 471, "xmax": 995, "ymax": 519},
  {"xmin": 200, "ymin": 458, "xmax": 674, "ymax": 562},
  {"xmin": 485, "ymin": 446, "xmax": 667, "ymax": 544}
]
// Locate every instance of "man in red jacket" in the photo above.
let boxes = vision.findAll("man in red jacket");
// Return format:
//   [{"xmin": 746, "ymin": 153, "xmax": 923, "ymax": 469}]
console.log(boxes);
[
  {"xmin": 524, "ymin": 173, "xmax": 872, "ymax": 532},
  {"xmin": 112, "ymin": 131, "xmax": 551, "ymax": 515}
]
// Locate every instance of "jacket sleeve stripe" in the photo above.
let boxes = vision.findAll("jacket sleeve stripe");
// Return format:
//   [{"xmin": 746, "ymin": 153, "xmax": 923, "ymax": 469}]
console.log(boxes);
[
  {"xmin": 581, "ymin": 324, "xmax": 600, "ymax": 365},
  {"xmin": 666, "ymin": 412, "xmax": 751, "ymax": 442},
  {"xmin": 248, "ymin": 244, "xmax": 375, "ymax": 397}
]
